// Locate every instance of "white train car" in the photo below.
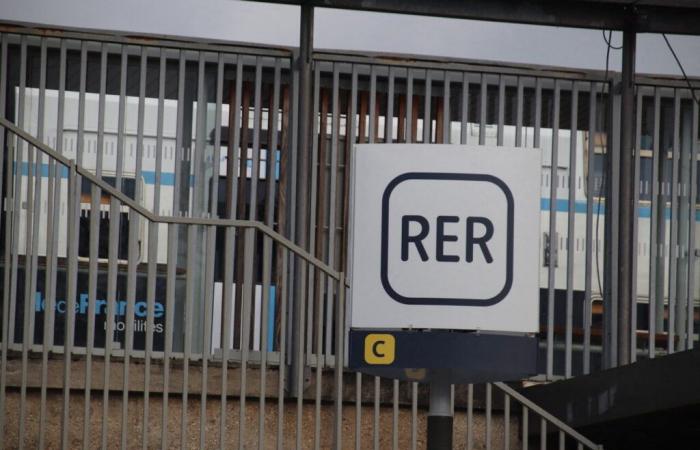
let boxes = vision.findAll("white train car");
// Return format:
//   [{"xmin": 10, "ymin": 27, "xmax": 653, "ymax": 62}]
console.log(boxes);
[{"xmin": 12, "ymin": 88, "xmax": 700, "ymax": 306}]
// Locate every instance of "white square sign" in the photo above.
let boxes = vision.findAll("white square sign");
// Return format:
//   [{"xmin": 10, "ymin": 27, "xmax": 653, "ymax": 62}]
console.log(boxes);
[{"xmin": 348, "ymin": 144, "xmax": 541, "ymax": 333}]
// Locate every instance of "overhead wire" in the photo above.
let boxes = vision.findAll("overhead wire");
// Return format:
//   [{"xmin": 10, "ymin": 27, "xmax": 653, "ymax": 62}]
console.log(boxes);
[
  {"xmin": 594, "ymin": 30, "xmax": 618, "ymax": 300},
  {"xmin": 661, "ymin": 33, "xmax": 700, "ymax": 107}
]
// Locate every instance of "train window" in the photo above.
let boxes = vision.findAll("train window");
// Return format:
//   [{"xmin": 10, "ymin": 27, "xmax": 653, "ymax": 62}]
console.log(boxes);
[
  {"xmin": 80, "ymin": 176, "xmax": 136, "ymax": 199},
  {"xmin": 78, "ymin": 177, "xmax": 135, "ymax": 261},
  {"xmin": 78, "ymin": 210, "xmax": 131, "ymax": 260}
]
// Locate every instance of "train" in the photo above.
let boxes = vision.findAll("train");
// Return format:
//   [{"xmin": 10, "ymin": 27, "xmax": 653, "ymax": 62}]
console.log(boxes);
[{"xmin": 6, "ymin": 87, "xmax": 700, "ymax": 353}]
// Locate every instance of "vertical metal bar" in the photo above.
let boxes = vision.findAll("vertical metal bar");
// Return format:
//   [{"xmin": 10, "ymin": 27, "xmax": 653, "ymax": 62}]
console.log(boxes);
[
  {"xmin": 486, "ymin": 383, "xmax": 492, "ymax": 450},
  {"xmin": 334, "ymin": 272, "xmax": 346, "ymax": 448},
  {"xmin": 374, "ymin": 376, "xmax": 380, "ymax": 450},
  {"xmin": 443, "ymin": 71, "xmax": 450, "ymax": 144},
  {"xmin": 276, "ymin": 75, "xmax": 290, "ymax": 450},
  {"xmin": 497, "ymin": 75, "xmax": 505, "ymax": 146},
  {"xmin": 461, "ymin": 72, "xmax": 469, "ymax": 145},
  {"xmin": 618, "ymin": 28, "xmax": 636, "ymax": 365},
  {"xmin": 304, "ymin": 64, "xmax": 319, "ymax": 377},
  {"xmin": 309, "ymin": 65, "xmax": 322, "ymax": 450},
  {"xmin": 406, "ymin": 69, "xmax": 413, "ymax": 143},
  {"xmin": 669, "ymin": 89, "xmax": 681, "ymax": 354},
  {"xmin": 242, "ymin": 56, "xmax": 262, "ymax": 450},
  {"xmin": 291, "ymin": 7, "xmax": 313, "ymax": 425},
  {"xmin": 21, "ymin": 35, "xmax": 45, "ymax": 449},
  {"xmin": 516, "ymin": 77, "xmax": 524, "ymax": 147},
  {"xmin": 0, "ymin": 33, "xmax": 10, "ymax": 447},
  {"xmin": 61, "ymin": 159, "xmax": 80, "ymax": 450},
  {"xmin": 522, "ymin": 406, "xmax": 529, "ymax": 450},
  {"xmin": 631, "ymin": 89, "xmax": 642, "ymax": 362},
  {"xmin": 103, "ymin": 42, "xmax": 126, "ymax": 450},
  {"xmin": 326, "ymin": 64, "xmax": 340, "ymax": 365},
  {"xmin": 144, "ymin": 47, "xmax": 166, "ymax": 450},
  {"xmin": 559, "ymin": 430, "xmax": 565, "ymax": 450},
  {"xmin": 584, "ymin": 83, "xmax": 597, "ymax": 374},
  {"xmin": 187, "ymin": 51, "xmax": 208, "ymax": 446},
  {"xmin": 197, "ymin": 53, "xmax": 224, "ymax": 448},
  {"xmin": 547, "ymin": 79, "xmax": 561, "ymax": 379},
  {"xmin": 83, "ymin": 42, "xmax": 107, "ymax": 450},
  {"xmin": 260, "ymin": 58, "xmax": 280, "ymax": 450},
  {"xmin": 241, "ymin": 56, "xmax": 260, "ymax": 441},
  {"xmin": 566, "ymin": 81, "xmax": 579, "ymax": 378},
  {"xmin": 393, "ymin": 379, "xmax": 399, "ymax": 450},
  {"xmin": 607, "ymin": 77, "xmax": 621, "ymax": 368},
  {"xmin": 504, "ymin": 394, "xmax": 510, "ymax": 450},
  {"xmin": 121, "ymin": 46, "xmax": 146, "ymax": 450},
  {"xmin": 540, "ymin": 418, "xmax": 547, "ymax": 450},
  {"xmin": 37, "ymin": 35, "xmax": 56, "ymax": 450},
  {"xmin": 327, "ymin": 64, "xmax": 343, "ymax": 447},
  {"xmin": 479, "ymin": 74, "xmax": 487, "ymax": 146},
  {"xmin": 355, "ymin": 372, "xmax": 362, "ymax": 450},
  {"xmin": 650, "ymin": 87, "xmax": 661, "ymax": 358},
  {"xmin": 221, "ymin": 56, "xmax": 243, "ymax": 450},
  {"xmin": 534, "ymin": 78, "xmax": 542, "ymax": 149},
  {"xmin": 343, "ymin": 64, "xmax": 358, "ymax": 450},
  {"xmin": 26, "ymin": 40, "xmax": 45, "ymax": 356},
  {"xmin": 411, "ymin": 382, "xmax": 418, "ymax": 450},
  {"xmin": 62, "ymin": 39, "xmax": 86, "ymax": 450},
  {"xmin": 466, "ymin": 383, "xmax": 473, "ymax": 450},
  {"xmin": 312, "ymin": 84, "xmax": 327, "ymax": 411},
  {"xmin": 6, "ymin": 37, "xmax": 26, "ymax": 352},
  {"xmin": 423, "ymin": 69, "xmax": 432, "ymax": 143},
  {"xmin": 369, "ymin": 65, "xmax": 377, "ymax": 144},
  {"xmin": 687, "ymin": 94, "xmax": 698, "ymax": 350},
  {"xmin": 161, "ymin": 48, "xmax": 184, "ymax": 450},
  {"xmin": 181, "ymin": 211, "xmax": 196, "ymax": 448},
  {"xmin": 240, "ymin": 225, "xmax": 256, "ymax": 450},
  {"xmin": 16, "ymin": 36, "xmax": 30, "ymax": 449},
  {"xmin": 386, "ymin": 66, "xmax": 394, "ymax": 143},
  {"xmin": 677, "ymin": 91, "xmax": 691, "ymax": 353},
  {"xmin": 0, "ymin": 128, "xmax": 13, "ymax": 450}
]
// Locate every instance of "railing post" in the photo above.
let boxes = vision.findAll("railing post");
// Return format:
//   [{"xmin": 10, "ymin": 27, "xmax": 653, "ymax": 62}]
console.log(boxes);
[
  {"xmin": 617, "ymin": 24, "xmax": 636, "ymax": 366},
  {"xmin": 334, "ymin": 271, "xmax": 346, "ymax": 449},
  {"xmin": 291, "ymin": 2, "xmax": 314, "ymax": 399}
]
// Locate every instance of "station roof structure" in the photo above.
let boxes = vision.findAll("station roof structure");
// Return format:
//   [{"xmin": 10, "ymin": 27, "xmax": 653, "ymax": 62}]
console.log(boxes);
[{"xmin": 248, "ymin": 0, "xmax": 700, "ymax": 35}]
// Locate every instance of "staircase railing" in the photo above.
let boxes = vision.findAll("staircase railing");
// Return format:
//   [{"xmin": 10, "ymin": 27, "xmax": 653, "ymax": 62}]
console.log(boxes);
[{"xmin": 0, "ymin": 114, "xmax": 602, "ymax": 450}]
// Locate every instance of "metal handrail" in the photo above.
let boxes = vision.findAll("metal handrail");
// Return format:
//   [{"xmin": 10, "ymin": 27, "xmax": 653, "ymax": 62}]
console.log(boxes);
[
  {"xmin": 494, "ymin": 382, "xmax": 602, "ymax": 450},
  {"xmin": 0, "ymin": 115, "xmax": 341, "ymax": 281}
]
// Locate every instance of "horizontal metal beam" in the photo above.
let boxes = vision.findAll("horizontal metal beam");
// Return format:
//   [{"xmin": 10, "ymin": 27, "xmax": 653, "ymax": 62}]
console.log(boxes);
[
  {"xmin": 0, "ymin": 21, "xmax": 292, "ymax": 58},
  {"xmin": 248, "ymin": 0, "xmax": 700, "ymax": 35}
]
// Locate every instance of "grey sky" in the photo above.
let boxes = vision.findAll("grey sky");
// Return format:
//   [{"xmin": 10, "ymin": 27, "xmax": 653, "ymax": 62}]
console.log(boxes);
[{"xmin": 3, "ymin": 0, "xmax": 700, "ymax": 77}]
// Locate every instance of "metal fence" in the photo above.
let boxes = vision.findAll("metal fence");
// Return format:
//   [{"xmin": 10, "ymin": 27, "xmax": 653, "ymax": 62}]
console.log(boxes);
[{"xmin": 0, "ymin": 22, "xmax": 697, "ymax": 449}]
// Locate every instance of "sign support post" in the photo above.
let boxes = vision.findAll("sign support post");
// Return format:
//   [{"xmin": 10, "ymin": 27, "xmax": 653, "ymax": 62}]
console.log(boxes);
[{"xmin": 427, "ymin": 381, "xmax": 453, "ymax": 450}]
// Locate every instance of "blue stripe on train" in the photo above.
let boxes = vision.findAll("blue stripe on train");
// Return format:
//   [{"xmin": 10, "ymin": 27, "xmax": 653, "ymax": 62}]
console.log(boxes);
[
  {"xmin": 14, "ymin": 162, "xmax": 700, "ymax": 221},
  {"xmin": 17, "ymin": 160, "xmax": 280, "ymax": 186},
  {"xmin": 540, "ymin": 198, "xmax": 700, "ymax": 221}
]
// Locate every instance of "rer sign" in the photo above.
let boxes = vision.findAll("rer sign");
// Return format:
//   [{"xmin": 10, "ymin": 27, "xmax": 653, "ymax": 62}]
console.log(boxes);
[{"xmin": 348, "ymin": 145, "xmax": 541, "ymax": 333}]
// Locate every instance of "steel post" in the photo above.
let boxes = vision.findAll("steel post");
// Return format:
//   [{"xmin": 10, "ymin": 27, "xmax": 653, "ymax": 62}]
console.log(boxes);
[
  {"xmin": 618, "ymin": 26, "xmax": 636, "ymax": 366},
  {"xmin": 290, "ymin": 3, "xmax": 314, "ymax": 397},
  {"xmin": 427, "ymin": 381, "xmax": 453, "ymax": 450}
]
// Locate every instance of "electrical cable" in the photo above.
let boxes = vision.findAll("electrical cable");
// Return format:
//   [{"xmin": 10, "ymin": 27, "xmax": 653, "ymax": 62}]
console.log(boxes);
[
  {"xmin": 661, "ymin": 33, "xmax": 700, "ymax": 108},
  {"xmin": 602, "ymin": 30, "xmax": 623, "ymax": 51}
]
